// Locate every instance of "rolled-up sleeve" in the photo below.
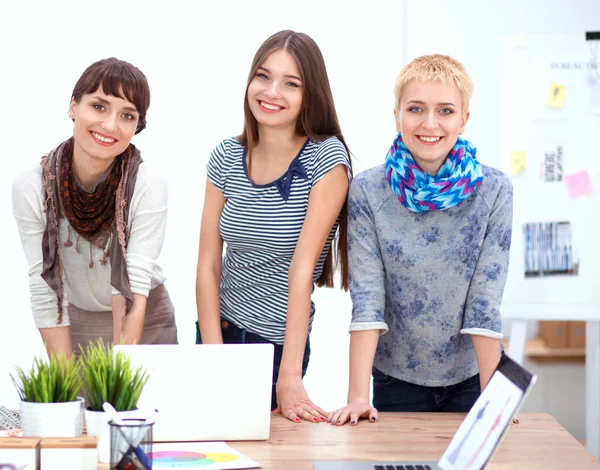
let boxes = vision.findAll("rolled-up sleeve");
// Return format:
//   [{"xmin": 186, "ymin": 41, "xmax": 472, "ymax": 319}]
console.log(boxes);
[
  {"xmin": 461, "ymin": 175, "xmax": 513, "ymax": 339},
  {"xmin": 347, "ymin": 176, "xmax": 388, "ymax": 334}
]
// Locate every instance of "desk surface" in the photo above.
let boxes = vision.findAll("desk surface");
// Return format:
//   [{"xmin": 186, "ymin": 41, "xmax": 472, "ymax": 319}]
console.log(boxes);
[
  {"xmin": 228, "ymin": 413, "xmax": 599, "ymax": 470},
  {"xmin": 97, "ymin": 413, "xmax": 599, "ymax": 469}
]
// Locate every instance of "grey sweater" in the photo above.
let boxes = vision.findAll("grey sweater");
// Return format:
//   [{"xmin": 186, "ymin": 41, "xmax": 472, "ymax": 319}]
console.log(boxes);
[{"xmin": 347, "ymin": 163, "xmax": 513, "ymax": 387}]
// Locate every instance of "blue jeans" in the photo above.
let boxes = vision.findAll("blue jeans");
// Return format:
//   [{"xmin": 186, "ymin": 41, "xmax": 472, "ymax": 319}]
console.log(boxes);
[
  {"xmin": 372, "ymin": 367, "xmax": 481, "ymax": 412},
  {"xmin": 195, "ymin": 319, "xmax": 310, "ymax": 411}
]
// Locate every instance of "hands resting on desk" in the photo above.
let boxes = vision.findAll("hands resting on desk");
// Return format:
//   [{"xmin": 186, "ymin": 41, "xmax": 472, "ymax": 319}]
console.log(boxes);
[
  {"xmin": 324, "ymin": 405, "xmax": 519, "ymax": 426},
  {"xmin": 271, "ymin": 371, "xmax": 519, "ymax": 426},
  {"xmin": 274, "ymin": 374, "xmax": 328, "ymax": 423},
  {"xmin": 326, "ymin": 400, "xmax": 378, "ymax": 426},
  {"xmin": 273, "ymin": 375, "xmax": 374, "ymax": 425},
  {"xmin": 274, "ymin": 372, "xmax": 378, "ymax": 425},
  {"xmin": 273, "ymin": 388, "xmax": 519, "ymax": 426}
]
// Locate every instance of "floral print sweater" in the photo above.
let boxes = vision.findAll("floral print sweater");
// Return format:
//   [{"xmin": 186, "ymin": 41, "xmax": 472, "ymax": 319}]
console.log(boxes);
[{"xmin": 347, "ymin": 163, "xmax": 513, "ymax": 387}]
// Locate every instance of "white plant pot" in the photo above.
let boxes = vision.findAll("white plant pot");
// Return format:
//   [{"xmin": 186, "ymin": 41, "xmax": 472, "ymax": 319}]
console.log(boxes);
[
  {"xmin": 84, "ymin": 408, "xmax": 140, "ymax": 464},
  {"xmin": 20, "ymin": 397, "xmax": 84, "ymax": 437},
  {"xmin": 84, "ymin": 409, "xmax": 110, "ymax": 464}
]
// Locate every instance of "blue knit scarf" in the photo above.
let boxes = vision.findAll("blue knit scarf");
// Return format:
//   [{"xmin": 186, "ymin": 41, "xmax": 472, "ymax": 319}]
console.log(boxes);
[{"xmin": 385, "ymin": 133, "xmax": 483, "ymax": 212}]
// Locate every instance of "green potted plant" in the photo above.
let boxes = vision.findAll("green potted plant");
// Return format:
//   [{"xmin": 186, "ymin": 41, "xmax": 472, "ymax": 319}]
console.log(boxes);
[
  {"xmin": 79, "ymin": 339, "xmax": 150, "ymax": 463},
  {"xmin": 12, "ymin": 352, "xmax": 84, "ymax": 437}
]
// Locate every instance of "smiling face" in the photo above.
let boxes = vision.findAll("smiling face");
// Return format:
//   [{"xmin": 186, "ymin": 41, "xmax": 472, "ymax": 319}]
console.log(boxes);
[
  {"xmin": 246, "ymin": 48, "xmax": 303, "ymax": 133},
  {"xmin": 69, "ymin": 86, "xmax": 139, "ymax": 166},
  {"xmin": 395, "ymin": 79, "xmax": 470, "ymax": 176}
]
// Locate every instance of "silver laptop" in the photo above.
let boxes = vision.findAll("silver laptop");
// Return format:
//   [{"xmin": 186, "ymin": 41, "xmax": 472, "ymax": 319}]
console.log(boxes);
[
  {"xmin": 113, "ymin": 344, "xmax": 274, "ymax": 442},
  {"xmin": 315, "ymin": 354, "xmax": 537, "ymax": 470}
]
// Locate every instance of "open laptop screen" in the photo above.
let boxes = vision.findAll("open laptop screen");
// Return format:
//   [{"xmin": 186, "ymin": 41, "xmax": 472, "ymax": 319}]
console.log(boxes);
[
  {"xmin": 438, "ymin": 355, "xmax": 536, "ymax": 470},
  {"xmin": 112, "ymin": 344, "xmax": 274, "ymax": 442}
]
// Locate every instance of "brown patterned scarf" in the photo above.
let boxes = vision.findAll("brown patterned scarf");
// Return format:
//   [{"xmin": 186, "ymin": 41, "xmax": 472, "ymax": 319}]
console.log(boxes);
[{"xmin": 40, "ymin": 137, "xmax": 143, "ymax": 324}]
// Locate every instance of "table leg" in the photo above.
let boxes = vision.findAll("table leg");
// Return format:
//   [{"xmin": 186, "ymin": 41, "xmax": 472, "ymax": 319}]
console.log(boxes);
[
  {"xmin": 508, "ymin": 319, "xmax": 527, "ymax": 364},
  {"xmin": 585, "ymin": 321, "xmax": 600, "ymax": 459}
]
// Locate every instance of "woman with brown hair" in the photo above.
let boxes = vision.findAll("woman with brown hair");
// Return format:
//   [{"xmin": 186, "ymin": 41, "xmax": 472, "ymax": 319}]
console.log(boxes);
[
  {"xmin": 12, "ymin": 58, "xmax": 178, "ymax": 359},
  {"xmin": 196, "ymin": 30, "xmax": 352, "ymax": 423}
]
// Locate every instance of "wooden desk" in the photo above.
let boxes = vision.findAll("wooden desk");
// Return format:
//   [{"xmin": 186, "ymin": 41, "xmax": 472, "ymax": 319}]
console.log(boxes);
[
  {"xmin": 96, "ymin": 413, "xmax": 599, "ymax": 469},
  {"xmin": 228, "ymin": 413, "xmax": 599, "ymax": 469}
]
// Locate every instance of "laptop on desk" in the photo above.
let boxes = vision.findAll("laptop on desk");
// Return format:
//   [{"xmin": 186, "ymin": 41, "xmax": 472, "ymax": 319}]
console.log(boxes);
[
  {"xmin": 315, "ymin": 354, "xmax": 536, "ymax": 470},
  {"xmin": 113, "ymin": 344, "xmax": 274, "ymax": 442}
]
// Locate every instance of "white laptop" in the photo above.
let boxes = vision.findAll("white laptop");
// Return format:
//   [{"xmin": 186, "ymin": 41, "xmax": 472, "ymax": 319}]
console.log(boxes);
[
  {"xmin": 113, "ymin": 344, "xmax": 274, "ymax": 442},
  {"xmin": 315, "ymin": 354, "xmax": 537, "ymax": 470}
]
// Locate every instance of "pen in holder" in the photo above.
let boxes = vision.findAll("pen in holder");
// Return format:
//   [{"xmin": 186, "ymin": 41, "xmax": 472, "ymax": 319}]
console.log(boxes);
[{"xmin": 108, "ymin": 418, "xmax": 153, "ymax": 470}]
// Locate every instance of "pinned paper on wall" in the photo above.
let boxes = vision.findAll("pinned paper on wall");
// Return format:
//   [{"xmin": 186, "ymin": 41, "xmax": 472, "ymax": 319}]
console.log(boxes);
[
  {"xmin": 509, "ymin": 151, "xmax": 527, "ymax": 175},
  {"xmin": 564, "ymin": 170, "xmax": 593, "ymax": 199},
  {"xmin": 587, "ymin": 72, "xmax": 600, "ymax": 115},
  {"xmin": 523, "ymin": 221, "xmax": 578, "ymax": 277},
  {"xmin": 546, "ymin": 83, "xmax": 567, "ymax": 109},
  {"xmin": 542, "ymin": 145, "xmax": 564, "ymax": 182},
  {"xmin": 510, "ymin": 33, "xmax": 528, "ymax": 49}
]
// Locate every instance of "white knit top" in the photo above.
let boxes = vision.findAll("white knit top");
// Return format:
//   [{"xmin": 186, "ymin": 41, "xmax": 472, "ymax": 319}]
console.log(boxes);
[{"xmin": 12, "ymin": 163, "xmax": 168, "ymax": 328}]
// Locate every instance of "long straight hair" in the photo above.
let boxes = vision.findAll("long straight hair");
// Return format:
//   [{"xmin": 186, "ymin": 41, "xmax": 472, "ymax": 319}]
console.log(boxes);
[{"xmin": 238, "ymin": 30, "xmax": 351, "ymax": 291}]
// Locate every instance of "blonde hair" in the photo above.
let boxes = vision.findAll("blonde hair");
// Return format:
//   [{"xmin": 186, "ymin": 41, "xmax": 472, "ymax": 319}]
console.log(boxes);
[{"xmin": 394, "ymin": 54, "xmax": 473, "ymax": 112}]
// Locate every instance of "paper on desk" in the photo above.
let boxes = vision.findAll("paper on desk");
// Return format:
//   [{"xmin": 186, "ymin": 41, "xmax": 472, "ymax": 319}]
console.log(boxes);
[
  {"xmin": 0, "ymin": 406, "xmax": 20, "ymax": 430},
  {"xmin": 149, "ymin": 441, "xmax": 260, "ymax": 469},
  {"xmin": 564, "ymin": 170, "xmax": 593, "ymax": 199}
]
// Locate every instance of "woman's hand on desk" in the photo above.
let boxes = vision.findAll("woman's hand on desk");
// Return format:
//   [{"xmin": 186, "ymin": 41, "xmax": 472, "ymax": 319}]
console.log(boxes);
[
  {"xmin": 327, "ymin": 400, "xmax": 378, "ymax": 426},
  {"xmin": 275, "ymin": 374, "xmax": 328, "ymax": 423}
]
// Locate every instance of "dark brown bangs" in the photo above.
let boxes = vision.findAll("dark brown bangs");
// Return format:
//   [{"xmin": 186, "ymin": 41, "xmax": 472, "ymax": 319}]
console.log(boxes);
[{"xmin": 71, "ymin": 58, "xmax": 150, "ymax": 134}]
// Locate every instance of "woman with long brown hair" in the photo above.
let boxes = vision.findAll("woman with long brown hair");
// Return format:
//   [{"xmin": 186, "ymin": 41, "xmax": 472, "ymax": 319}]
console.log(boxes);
[
  {"xmin": 12, "ymin": 58, "xmax": 178, "ymax": 358},
  {"xmin": 196, "ymin": 30, "xmax": 352, "ymax": 423}
]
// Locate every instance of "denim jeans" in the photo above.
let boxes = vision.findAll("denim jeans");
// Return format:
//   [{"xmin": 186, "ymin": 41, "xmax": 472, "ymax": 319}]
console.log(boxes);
[
  {"xmin": 195, "ymin": 319, "xmax": 310, "ymax": 411},
  {"xmin": 372, "ymin": 367, "xmax": 481, "ymax": 412}
]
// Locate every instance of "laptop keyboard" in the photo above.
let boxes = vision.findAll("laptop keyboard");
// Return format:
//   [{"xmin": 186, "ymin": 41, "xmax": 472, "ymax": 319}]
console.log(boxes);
[{"xmin": 373, "ymin": 466, "xmax": 432, "ymax": 470}]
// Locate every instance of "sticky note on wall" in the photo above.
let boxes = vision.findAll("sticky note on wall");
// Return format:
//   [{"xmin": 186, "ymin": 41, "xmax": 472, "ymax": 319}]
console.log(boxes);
[
  {"xmin": 510, "ymin": 151, "xmax": 527, "ymax": 175},
  {"xmin": 510, "ymin": 33, "xmax": 528, "ymax": 49},
  {"xmin": 564, "ymin": 170, "xmax": 593, "ymax": 198},
  {"xmin": 547, "ymin": 83, "xmax": 567, "ymax": 108}
]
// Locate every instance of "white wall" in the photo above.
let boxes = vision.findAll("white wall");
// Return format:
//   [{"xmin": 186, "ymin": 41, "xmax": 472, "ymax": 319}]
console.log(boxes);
[
  {"xmin": 405, "ymin": 0, "xmax": 600, "ymax": 170},
  {"xmin": 0, "ymin": 1, "xmax": 406, "ymax": 410},
  {"xmin": 2, "ymin": 0, "xmax": 595, "ymax": 442},
  {"xmin": 405, "ymin": 0, "xmax": 600, "ymax": 441}
]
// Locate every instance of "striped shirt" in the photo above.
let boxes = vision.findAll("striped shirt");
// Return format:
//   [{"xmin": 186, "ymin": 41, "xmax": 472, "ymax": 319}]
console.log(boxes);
[{"xmin": 207, "ymin": 136, "xmax": 351, "ymax": 344}]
